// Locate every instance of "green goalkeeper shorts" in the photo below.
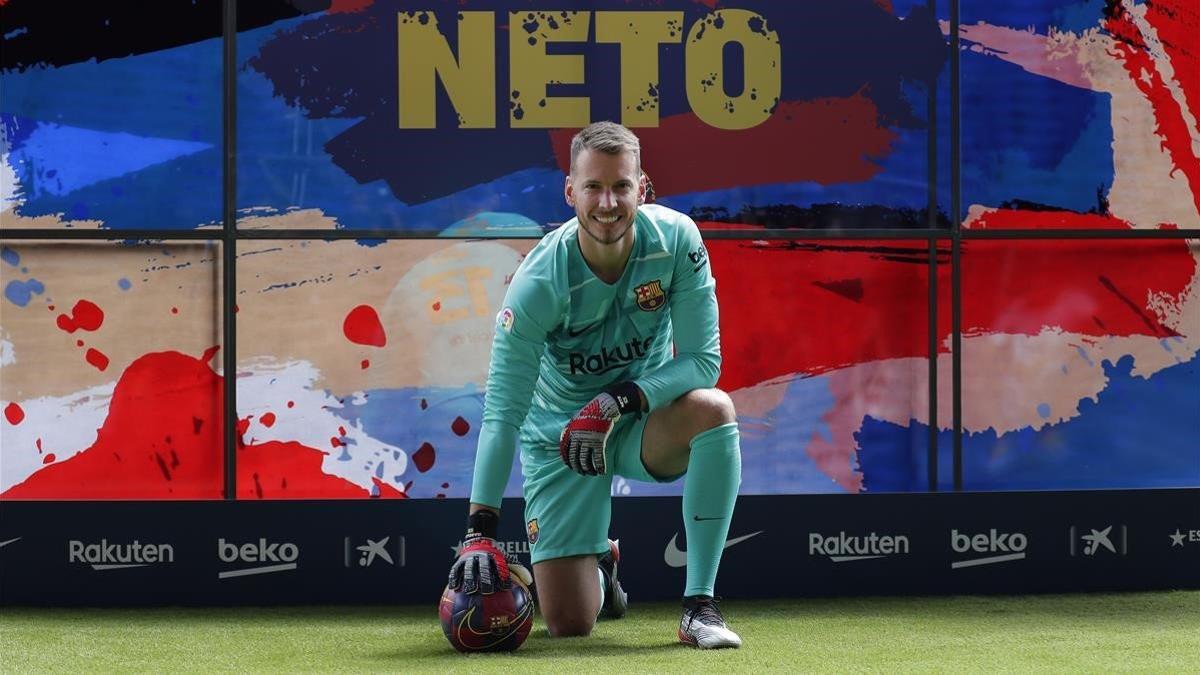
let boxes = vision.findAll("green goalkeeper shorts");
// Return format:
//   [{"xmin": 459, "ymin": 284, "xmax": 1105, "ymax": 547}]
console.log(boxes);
[{"xmin": 518, "ymin": 412, "xmax": 680, "ymax": 564}]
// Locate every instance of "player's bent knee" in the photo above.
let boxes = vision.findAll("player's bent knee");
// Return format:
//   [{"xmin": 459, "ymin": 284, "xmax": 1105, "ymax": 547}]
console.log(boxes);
[
  {"xmin": 543, "ymin": 612, "xmax": 596, "ymax": 638},
  {"xmin": 680, "ymin": 388, "xmax": 736, "ymax": 433}
]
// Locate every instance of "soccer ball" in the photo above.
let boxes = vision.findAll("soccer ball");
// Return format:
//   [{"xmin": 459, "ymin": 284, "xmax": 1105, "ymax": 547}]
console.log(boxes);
[{"xmin": 439, "ymin": 565, "xmax": 535, "ymax": 652}]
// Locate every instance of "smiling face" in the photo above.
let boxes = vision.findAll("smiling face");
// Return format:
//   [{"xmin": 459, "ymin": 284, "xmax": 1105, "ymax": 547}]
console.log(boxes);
[{"xmin": 565, "ymin": 148, "xmax": 645, "ymax": 247}]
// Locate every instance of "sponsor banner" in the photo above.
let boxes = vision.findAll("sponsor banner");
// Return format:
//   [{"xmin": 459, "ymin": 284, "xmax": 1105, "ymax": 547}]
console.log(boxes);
[
  {"xmin": 69, "ymin": 539, "xmax": 175, "ymax": 570},
  {"xmin": 0, "ymin": 490, "xmax": 1197, "ymax": 605}
]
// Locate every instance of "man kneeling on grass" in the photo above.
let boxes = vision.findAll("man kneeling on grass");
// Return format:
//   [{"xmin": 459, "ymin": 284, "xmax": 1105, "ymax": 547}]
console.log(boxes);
[{"xmin": 447, "ymin": 121, "xmax": 743, "ymax": 649}]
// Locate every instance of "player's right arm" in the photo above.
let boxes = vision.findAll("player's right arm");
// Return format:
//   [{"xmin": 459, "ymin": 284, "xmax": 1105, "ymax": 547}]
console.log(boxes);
[
  {"xmin": 468, "ymin": 264, "xmax": 558, "ymax": 509},
  {"xmin": 449, "ymin": 259, "xmax": 559, "ymax": 594}
]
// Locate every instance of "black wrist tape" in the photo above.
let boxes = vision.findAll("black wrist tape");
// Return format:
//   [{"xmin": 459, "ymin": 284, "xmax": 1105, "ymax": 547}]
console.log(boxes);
[
  {"xmin": 466, "ymin": 510, "xmax": 499, "ymax": 541},
  {"xmin": 605, "ymin": 381, "xmax": 644, "ymax": 416}
]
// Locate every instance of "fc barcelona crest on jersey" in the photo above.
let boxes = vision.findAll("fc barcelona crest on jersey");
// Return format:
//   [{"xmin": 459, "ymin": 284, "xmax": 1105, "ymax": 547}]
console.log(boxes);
[{"xmin": 634, "ymin": 280, "xmax": 666, "ymax": 311}]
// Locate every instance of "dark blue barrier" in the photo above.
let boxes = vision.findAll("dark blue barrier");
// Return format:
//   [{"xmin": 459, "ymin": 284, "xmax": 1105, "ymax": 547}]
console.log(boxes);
[{"xmin": 1, "ymin": 490, "xmax": 1197, "ymax": 605}]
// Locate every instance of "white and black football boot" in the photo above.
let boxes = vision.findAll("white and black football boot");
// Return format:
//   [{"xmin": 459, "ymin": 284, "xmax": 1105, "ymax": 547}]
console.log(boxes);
[
  {"xmin": 598, "ymin": 539, "xmax": 628, "ymax": 619},
  {"xmin": 678, "ymin": 596, "xmax": 742, "ymax": 649}
]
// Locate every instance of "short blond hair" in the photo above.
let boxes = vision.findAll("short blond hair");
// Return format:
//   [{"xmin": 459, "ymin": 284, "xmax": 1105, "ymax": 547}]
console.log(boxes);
[{"xmin": 570, "ymin": 121, "xmax": 641, "ymax": 173}]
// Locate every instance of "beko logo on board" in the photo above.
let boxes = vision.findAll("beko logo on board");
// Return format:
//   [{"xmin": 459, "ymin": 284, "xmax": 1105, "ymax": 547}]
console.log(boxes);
[
  {"xmin": 950, "ymin": 529, "xmax": 1028, "ymax": 568},
  {"xmin": 217, "ymin": 538, "xmax": 299, "ymax": 579},
  {"xmin": 68, "ymin": 539, "xmax": 174, "ymax": 570}
]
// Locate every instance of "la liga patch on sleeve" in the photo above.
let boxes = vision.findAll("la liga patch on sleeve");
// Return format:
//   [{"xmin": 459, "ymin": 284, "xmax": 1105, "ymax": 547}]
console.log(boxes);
[{"xmin": 497, "ymin": 307, "xmax": 514, "ymax": 332}]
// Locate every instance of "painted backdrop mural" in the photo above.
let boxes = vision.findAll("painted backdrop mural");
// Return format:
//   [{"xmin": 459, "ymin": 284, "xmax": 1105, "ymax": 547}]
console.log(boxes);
[{"xmin": 1, "ymin": 0, "xmax": 1197, "ymax": 499}]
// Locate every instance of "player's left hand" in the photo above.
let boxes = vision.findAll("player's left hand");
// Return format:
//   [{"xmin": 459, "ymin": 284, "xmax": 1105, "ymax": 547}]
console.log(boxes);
[{"xmin": 559, "ymin": 384, "xmax": 643, "ymax": 476}]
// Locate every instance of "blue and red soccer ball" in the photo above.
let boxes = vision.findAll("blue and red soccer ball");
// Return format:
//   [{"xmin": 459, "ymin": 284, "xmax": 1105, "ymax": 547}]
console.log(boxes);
[{"xmin": 439, "ymin": 567, "xmax": 535, "ymax": 652}]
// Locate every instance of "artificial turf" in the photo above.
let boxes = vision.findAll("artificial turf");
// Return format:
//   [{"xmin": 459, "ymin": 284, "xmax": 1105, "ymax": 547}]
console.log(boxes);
[{"xmin": 2, "ymin": 592, "xmax": 1197, "ymax": 673}]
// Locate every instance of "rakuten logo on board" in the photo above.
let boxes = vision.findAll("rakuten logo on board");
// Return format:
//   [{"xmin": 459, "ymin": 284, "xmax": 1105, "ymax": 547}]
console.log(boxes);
[{"xmin": 68, "ymin": 539, "xmax": 174, "ymax": 570}]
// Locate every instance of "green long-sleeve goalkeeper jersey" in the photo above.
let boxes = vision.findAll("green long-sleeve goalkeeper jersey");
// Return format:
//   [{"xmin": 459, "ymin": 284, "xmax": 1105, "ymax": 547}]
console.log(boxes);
[{"xmin": 469, "ymin": 204, "xmax": 721, "ymax": 507}]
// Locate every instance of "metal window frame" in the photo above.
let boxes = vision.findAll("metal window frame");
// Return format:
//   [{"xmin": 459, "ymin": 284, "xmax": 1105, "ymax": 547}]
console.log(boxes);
[{"xmin": 2, "ymin": 0, "xmax": 1198, "ymax": 498}]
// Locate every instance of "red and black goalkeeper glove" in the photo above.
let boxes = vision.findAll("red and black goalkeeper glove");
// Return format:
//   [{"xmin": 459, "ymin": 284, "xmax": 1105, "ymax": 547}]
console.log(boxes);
[
  {"xmin": 448, "ymin": 511, "xmax": 510, "ymax": 595},
  {"xmin": 559, "ymin": 382, "xmax": 643, "ymax": 476}
]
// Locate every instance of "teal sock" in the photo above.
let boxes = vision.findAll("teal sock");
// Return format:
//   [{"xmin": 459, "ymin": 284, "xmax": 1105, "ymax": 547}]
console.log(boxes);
[{"xmin": 682, "ymin": 422, "xmax": 741, "ymax": 597}]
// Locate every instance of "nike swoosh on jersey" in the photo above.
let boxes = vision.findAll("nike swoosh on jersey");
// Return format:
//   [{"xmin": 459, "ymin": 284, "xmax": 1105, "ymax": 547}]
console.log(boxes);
[
  {"xmin": 663, "ymin": 531, "xmax": 763, "ymax": 568},
  {"xmin": 567, "ymin": 321, "xmax": 601, "ymax": 338}
]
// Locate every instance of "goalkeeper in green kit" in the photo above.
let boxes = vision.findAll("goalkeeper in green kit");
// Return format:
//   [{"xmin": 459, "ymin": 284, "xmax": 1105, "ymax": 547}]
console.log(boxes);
[{"xmin": 446, "ymin": 121, "xmax": 743, "ymax": 648}]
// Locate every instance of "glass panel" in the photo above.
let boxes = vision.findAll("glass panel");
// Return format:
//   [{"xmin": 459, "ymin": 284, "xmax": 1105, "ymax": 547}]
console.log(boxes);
[
  {"xmin": 1, "ymin": 1, "xmax": 223, "ymax": 230},
  {"xmin": 236, "ymin": 1, "xmax": 948, "ymax": 232},
  {"xmin": 234, "ymin": 238, "xmax": 535, "ymax": 499},
  {"xmin": 1, "ymin": 240, "xmax": 224, "ymax": 499},
  {"xmin": 711, "ymin": 237, "xmax": 940, "ymax": 496},
  {"xmin": 960, "ymin": 238, "xmax": 1200, "ymax": 490},
  {"xmin": 960, "ymin": 0, "xmax": 1198, "ymax": 230}
]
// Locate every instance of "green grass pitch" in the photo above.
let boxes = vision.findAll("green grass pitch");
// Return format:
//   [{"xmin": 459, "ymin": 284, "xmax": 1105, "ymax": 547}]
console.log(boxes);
[{"xmin": 2, "ymin": 592, "xmax": 1197, "ymax": 673}]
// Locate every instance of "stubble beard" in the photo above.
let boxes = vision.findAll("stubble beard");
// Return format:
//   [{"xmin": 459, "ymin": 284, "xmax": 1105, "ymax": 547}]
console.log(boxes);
[{"xmin": 580, "ymin": 214, "xmax": 632, "ymax": 246}]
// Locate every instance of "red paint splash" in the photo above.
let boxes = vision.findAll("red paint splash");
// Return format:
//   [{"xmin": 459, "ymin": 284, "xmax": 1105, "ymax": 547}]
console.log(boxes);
[
  {"xmin": 329, "ymin": 0, "xmax": 374, "ymax": 13},
  {"xmin": 1106, "ymin": 2, "xmax": 1200, "ymax": 218},
  {"xmin": 451, "ymin": 416, "xmax": 470, "ymax": 436},
  {"xmin": 236, "ymin": 416, "xmax": 252, "ymax": 448},
  {"xmin": 372, "ymin": 478, "xmax": 408, "ymax": 498},
  {"xmin": 711, "ymin": 218, "xmax": 1196, "ymax": 392},
  {"xmin": 201, "ymin": 345, "xmax": 221, "ymax": 363},
  {"xmin": 287, "ymin": 400, "xmax": 295, "ymax": 408},
  {"xmin": 1, "ymin": 347, "xmax": 404, "ymax": 500},
  {"xmin": 550, "ymin": 91, "xmax": 896, "ymax": 197},
  {"xmin": 76, "ymin": 339, "xmax": 84, "ymax": 347},
  {"xmin": 361, "ymin": 359, "xmax": 370, "ymax": 369},
  {"xmin": 1142, "ymin": 0, "xmax": 1200, "ymax": 141},
  {"xmin": 236, "ymin": 441, "xmax": 405, "ymax": 499},
  {"xmin": 171, "ymin": 307, "xmax": 179, "ymax": 315},
  {"xmin": 413, "ymin": 442, "xmax": 436, "ymax": 472},
  {"xmin": 4, "ymin": 402, "xmax": 23, "ymax": 425},
  {"xmin": 85, "ymin": 348, "xmax": 110, "ymax": 372},
  {"xmin": 36, "ymin": 438, "xmax": 42, "ymax": 453},
  {"xmin": 42, "ymin": 454, "xmax": 56, "ymax": 464},
  {"xmin": 343, "ymin": 304, "xmax": 386, "ymax": 347},
  {"xmin": 56, "ymin": 299, "xmax": 104, "ymax": 334},
  {"xmin": 431, "ymin": 301, "xmax": 441, "ymax": 312},
  {"xmin": 331, "ymin": 436, "xmax": 343, "ymax": 448},
  {"xmin": 2, "ymin": 350, "xmax": 224, "ymax": 499},
  {"xmin": 260, "ymin": 412, "xmax": 276, "ymax": 428}
]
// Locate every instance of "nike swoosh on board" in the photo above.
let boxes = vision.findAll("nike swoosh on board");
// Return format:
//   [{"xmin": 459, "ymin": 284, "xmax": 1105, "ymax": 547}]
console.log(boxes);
[
  {"xmin": 0, "ymin": 537, "xmax": 21, "ymax": 549},
  {"xmin": 663, "ymin": 531, "xmax": 763, "ymax": 568}
]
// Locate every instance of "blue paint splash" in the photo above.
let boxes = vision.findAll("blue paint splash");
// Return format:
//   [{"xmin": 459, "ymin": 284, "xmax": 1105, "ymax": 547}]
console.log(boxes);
[
  {"xmin": 0, "ymin": 247, "xmax": 18, "ymax": 267},
  {"xmin": 857, "ymin": 355, "xmax": 1200, "ymax": 492},
  {"xmin": 118, "ymin": 277, "xmax": 132, "ymax": 290},
  {"xmin": 4, "ymin": 278, "xmax": 46, "ymax": 307}
]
